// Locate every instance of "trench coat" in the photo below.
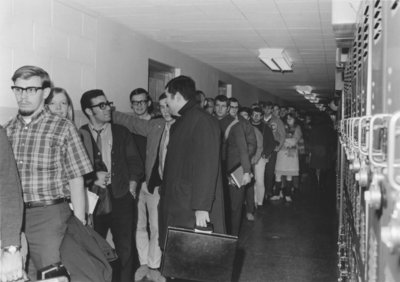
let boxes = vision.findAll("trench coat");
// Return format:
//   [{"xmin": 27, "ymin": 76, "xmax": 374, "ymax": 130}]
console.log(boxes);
[{"xmin": 159, "ymin": 100, "xmax": 226, "ymax": 247}]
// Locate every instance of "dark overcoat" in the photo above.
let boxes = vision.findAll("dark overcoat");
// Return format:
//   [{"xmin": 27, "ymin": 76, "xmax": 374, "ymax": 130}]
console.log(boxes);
[
  {"xmin": 309, "ymin": 114, "xmax": 337, "ymax": 169},
  {"xmin": 159, "ymin": 100, "xmax": 226, "ymax": 246}
]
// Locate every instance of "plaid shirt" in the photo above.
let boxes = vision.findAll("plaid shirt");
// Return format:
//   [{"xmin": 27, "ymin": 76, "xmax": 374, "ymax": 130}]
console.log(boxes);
[{"xmin": 5, "ymin": 109, "xmax": 93, "ymax": 202}]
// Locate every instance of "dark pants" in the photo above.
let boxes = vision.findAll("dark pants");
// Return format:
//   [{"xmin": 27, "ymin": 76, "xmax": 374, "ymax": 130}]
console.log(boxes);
[
  {"xmin": 264, "ymin": 152, "xmax": 277, "ymax": 197},
  {"xmin": 25, "ymin": 202, "xmax": 72, "ymax": 280},
  {"xmin": 227, "ymin": 184, "xmax": 245, "ymax": 236},
  {"xmin": 245, "ymin": 184, "xmax": 255, "ymax": 213},
  {"xmin": 94, "ymin": 192, "xmax": 137, "ymax": 282}
]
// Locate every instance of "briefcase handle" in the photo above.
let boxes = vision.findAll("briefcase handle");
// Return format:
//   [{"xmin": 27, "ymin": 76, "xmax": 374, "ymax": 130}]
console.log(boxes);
[{"xmin": 194, "ymin": 222, "xmax": 213, "ymax": 234}]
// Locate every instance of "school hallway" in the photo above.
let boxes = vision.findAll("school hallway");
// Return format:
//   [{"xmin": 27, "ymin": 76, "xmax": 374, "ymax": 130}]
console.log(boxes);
[
  {"xmin": 235, "ymin": 181, "xmax": 338, "ymax": 282},
  {"xmin": 161, "ymin": 173, "xmax": 338, "ymax": 282}
]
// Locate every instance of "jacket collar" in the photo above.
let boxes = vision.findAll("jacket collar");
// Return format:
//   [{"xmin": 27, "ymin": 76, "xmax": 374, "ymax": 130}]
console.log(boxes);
[{"xmin": 177, "ymin": 99, "xmax": 198, "ymax": 116}]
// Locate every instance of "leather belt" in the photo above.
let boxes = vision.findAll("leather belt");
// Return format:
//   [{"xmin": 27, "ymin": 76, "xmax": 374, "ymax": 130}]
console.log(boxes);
[{"xmin": 25, "ymin": 197, "xmax": 70, "ymax": 209}]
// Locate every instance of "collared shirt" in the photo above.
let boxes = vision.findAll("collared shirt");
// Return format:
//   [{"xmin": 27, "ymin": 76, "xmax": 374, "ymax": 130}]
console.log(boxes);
[
  {"xmin": 158, "ymin": 120, "xmax": 175, "ymax": 177},
  {"xmin": 5, "ymin": 109, "xmax": 93, "ymax": 202},
  {"xmin": 89, "ymin": 123, "xmax": 113, "ymax": 179}
]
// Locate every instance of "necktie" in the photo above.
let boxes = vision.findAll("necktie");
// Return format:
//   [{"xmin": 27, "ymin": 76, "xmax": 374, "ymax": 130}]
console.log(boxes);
[
  {"xmin": 94, "ymin": 128, "xmax": 103, "ymax": 153},
  {"xmin": 159, "ymin": 123, "xmax": 171, "ymax": 176}
]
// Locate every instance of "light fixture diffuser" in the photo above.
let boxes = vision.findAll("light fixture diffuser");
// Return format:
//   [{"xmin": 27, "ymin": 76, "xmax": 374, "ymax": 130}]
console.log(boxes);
[{"xmin": 258, "ymin": 48, "xmax": 293, "ymax": 73}]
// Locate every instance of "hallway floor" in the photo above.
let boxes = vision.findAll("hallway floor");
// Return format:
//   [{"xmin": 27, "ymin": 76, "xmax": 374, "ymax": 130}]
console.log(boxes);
[
  {"xmin": 234, "ymin": 185, "xmax": 338, "ymax": 282},
  {"xmin": 161, "ymin": 174, "xmax": 339, "ymax": 282}
]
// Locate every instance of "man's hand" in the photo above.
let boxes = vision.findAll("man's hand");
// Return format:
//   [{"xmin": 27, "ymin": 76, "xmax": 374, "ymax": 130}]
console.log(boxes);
[
  {"xmin": 129, "ymin": 181, "xmax": 138, "ymax": 199},
  {"xmin": 242, "ymin": 172, "xmax": 252, "ymax": 186},
  {"xmin": 195, "ymin": 210, "xmax": 210, "ymax": 227},
  {"xmin": 0, "ymin": 250, "xmax": 26, "ymax": 282},
  {"xmin": 94, "ymin": 171, "xmax": 110, "ymax": 188}
]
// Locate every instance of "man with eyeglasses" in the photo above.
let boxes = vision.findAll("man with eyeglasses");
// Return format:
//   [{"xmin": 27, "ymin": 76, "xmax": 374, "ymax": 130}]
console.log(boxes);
[
  {"xmin": 214, "ymin": 95, "xmax": 251, "ymax": 235},
  {"xmin": 130, "ymin": 88, "xmax": 152, "ymax": 120},
  {"xmin": 228, "ymin": 97, "xmax": 257, "ymax": 222},
  {"xmin": 4, "ymin": 65, "xmax": 93, "ymax": 280},
  {"xmin": 79, "ymin": 89, "xmax": 144, "ymax": 282},
  {"xmin": 128, "ymin": 88, "xmax": 163, "ymax": 281},
  {"xmin": 112, "ymin": 92, "xmax": 173, "ymax": 282}
]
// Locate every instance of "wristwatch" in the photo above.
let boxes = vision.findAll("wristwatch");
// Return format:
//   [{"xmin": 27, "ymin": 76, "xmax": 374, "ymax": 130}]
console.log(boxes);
[{"xmin": 2, "ymin": 245, "xmax": 21, "ymax": 254}]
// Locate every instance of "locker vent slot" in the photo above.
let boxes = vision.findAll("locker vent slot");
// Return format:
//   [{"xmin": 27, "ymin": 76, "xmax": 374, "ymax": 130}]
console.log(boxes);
[
  {"xmin": 362, "ymin": 5, "xmax": 369, "ymax": 61},
  {"xmin": 373, "ymin": 0, "xmax": 382, "ymax": 44},
  {"xmin": 352, "ymin": 41, "xmax": 358, "ymax": 75},
  {"xmin": 391, "ymin": 0, "xmax": 399, "ymax": 15}
]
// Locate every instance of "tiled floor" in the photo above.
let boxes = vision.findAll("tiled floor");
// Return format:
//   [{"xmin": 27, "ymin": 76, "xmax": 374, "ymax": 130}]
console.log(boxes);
[{"xmin": 156, "ymin": 173, "xmax": 339, "ymax": 282}]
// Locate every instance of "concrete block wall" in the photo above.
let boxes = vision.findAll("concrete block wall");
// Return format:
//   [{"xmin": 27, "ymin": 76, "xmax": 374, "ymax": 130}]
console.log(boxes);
[
  {"xmin": 0, "ymin": 0, "xmax": 98, "ymax": 124},
  {"xmin": 0, "ymin": 0, "xmax": 279, "ymax": 125}
]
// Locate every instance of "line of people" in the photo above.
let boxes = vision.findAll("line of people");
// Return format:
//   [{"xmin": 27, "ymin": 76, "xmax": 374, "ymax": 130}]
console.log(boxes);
[{"xmin": 0, "ymin": 65, "xmax": 336, "ymax": 282}]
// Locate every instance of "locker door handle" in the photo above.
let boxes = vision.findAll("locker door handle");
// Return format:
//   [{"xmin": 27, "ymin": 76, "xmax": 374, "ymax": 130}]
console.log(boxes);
[
  {"xmin": 359, "ymin": 116, "xmax": 370, "ymax": 156},
  {"xmin": 387, "ymin": 111, "xmax": 400, "ymax": 191},
  {"xmin": 352, "ymin": 117, "xmax": 361, "ymax": 150},
  {"xmin": 368, "ymin": 114, "xmax": 391, "ymax": 167}
]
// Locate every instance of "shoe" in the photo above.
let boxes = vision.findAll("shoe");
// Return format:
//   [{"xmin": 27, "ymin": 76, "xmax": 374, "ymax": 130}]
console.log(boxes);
[
  {"xmin": 270, "ymin": 195, "xmax": 281, "ymax": 201},
  {"xmin": 246, "ymin": 213, "xmax": 255, "ymax": 221},
  {"xmin": 285, "ymin": 196, "xmax": 293, "ymax": 203},
  {"xmin": 147, "ymin": 269, "xmax": 166, "ymax": 282},
  {"xmin": 135, "ymin": 265, "xmax": 149, "ymax": 281}
]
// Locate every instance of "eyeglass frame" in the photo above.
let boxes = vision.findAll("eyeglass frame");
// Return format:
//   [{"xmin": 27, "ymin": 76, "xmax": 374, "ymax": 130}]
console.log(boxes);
[
  {"xmin": 131, "ymin": 99, "xmax": 148, "ymax": 106},
  {"xmin": 11, "ymin": 86, "xmax": 44, "ymax": 96},
  {"xmin": 88, "ymin": 101, "xmax": 114, "ymax": 110}
]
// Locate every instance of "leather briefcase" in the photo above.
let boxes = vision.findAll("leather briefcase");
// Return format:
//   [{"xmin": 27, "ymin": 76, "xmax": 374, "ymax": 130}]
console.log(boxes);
[{"xmin": 161, "ymin": 227, "xmax": 238, "ymax": 282}]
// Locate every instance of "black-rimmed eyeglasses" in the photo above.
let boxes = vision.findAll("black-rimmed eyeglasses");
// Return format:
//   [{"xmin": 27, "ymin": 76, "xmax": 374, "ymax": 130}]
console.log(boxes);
[
  {"xmin": 11, "ymin": 86, "xmax": 44, "ymax": 96},
  {"xmin": 89, "ymin": 101, "xmax": 114, "ymax": 110},
  {"xmin": 131, "ymin": 100, "xmax": 148, "ymax": 106}
]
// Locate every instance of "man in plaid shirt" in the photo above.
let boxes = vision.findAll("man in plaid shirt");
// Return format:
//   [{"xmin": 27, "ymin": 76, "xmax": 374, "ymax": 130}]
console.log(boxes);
[{"xmin": 5, "ymin": 65, "xmax": 93, "ymax": 279}]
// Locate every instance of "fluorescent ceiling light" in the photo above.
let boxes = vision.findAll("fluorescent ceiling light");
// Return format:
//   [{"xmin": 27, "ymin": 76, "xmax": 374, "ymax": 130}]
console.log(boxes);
[
  {"xmin": 258, "ymin": 48, "xmax": 293, "ymax": 73},
  {"xmin": 295, "ymin": 85, "xmax": 313, "ymax": 95},
  {"xmin": 304, "ymin": 93, "xmax": 317, "ymax": 100}
]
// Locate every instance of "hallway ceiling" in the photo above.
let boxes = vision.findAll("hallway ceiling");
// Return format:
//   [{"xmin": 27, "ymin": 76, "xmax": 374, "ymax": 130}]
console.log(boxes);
[{"xmin": 66, "ymin": 0, "xmax": 339, "ymax": 109}]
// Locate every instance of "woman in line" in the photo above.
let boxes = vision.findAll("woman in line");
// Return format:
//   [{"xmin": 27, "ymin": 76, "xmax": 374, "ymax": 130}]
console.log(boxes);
[
  {"xmin": 273, "ymin": 113, "xmax": 303, "ymax": 202},
  {"xmin": 45, "ymin": 87, "xmax": 74, "ymax": 121}
]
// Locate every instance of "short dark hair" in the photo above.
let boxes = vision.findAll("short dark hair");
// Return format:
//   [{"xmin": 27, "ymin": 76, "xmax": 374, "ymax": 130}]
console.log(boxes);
[
  {"xmin": 165, "ymin": 76, "xmax": 196, "ymax": 101},
  {"xmin": 251, "ymin": 107, "xmax": 263, "ymax": 115},
  {"xmin": 238, "ymin": 107, "xmax": 251, "ymax": 116},
  {"xmin": 130, "ymin": 88, "xmax": 149, "ymax": 102},
  {"xmin": 215, "ymin": 95, "xmax": 229, "ymax": 105},
  {"xmin": 80, "ymin": 89, "xmax": 105, "ymax": 118},
  {"xmin": 159, "ymin": 92, "xmax": 167, "ymax": 101},
  {"xmin": 12, "ymin": 65, "xmax": 52, "ymax": 89},
  {"xmin": 205, "ymin": 97, "xmax": 215, "ymax": 107},
  {"xmin": 228, "ymin": 97, "xmax": 239, "ymax": 105},
  {"xmin": 195, "ymin": 90, "xmax": 205, "ymax": 103}
]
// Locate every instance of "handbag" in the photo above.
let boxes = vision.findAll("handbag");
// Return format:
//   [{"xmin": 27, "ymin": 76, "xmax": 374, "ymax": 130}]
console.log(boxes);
[{"xmin": 161, "ymin": 226, "xmax": 238, "ymax": 282}]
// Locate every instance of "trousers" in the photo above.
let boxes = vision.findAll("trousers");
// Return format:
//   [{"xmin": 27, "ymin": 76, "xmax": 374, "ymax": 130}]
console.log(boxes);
[
  {"xmin": 253, "ymin": 157, "xmax": 267, "ymax": 205},
  {"xmin": 25, "ymin": 202, "xmax": 71, "ymax": 280},
  {"xmin": 136, "ymin": 184, "xmax": 162, "ymax": 268},
  {"xmin": 94, "ymin": 192, "xmax": 137, "ymax": 282}
]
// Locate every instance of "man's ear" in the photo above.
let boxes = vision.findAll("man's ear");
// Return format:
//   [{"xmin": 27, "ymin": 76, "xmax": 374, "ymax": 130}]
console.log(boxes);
[
  {"xmin": 42, "ymin": 87, "xmax": 51, "ymax": 100},
  {"xmin": 84, "ymin": 108, "xmax": 93, "ymax": 117},
  {"xmin": 147, "ymin": 99, "xmax": 152, "ymax": 107}
]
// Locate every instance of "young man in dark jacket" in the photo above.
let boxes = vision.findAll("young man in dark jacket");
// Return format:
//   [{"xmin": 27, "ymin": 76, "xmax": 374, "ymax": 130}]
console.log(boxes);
[
  {"xmin": 160, "ymin": 76, "xmax": 226, "ymax": 245},
  {"xmin": 215, "ymin": 95, "xmax": 251, "ymax": 235},
  {"xmin": 80, "ymin": 89, "xmax": 144, "ymax": 282}
]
